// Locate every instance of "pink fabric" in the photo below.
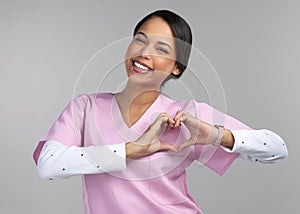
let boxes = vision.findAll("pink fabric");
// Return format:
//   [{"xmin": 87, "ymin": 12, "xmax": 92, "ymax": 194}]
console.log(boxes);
[{"xmin": 33, "ymin": 93, "xmax": 251, "ymax": 214}]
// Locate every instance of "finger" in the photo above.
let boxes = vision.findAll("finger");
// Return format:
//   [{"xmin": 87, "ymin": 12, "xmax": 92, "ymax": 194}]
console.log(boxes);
[
  {"xmin": 174, "ymin": 110, "xmax": 192, "ymax": 127},
  {"xmin": 174, "ymin": 118, "xmax": 181, "ymax": 128},
  {"xmin": 167, "ymin": 124, "xmax": 174, "ymax": 130},
  {"xmin": 156, "ymin": 113, "xmax": 175, "ymax": 130},
  {"xmin": 158, "ymin": 112, "xmax": 174, "ymax": 125},
  {"xmin": 159, "ymin": 141, "xmax": 178, "ymax": 152},
  {"xmin": 174, "ymin": 110, "xmax": 183, "ymax": 127},
  {"xmin": 173, "ymin": 110, "xmax": 183, "ymax": 121},
  {"xmin": 177, "ymin": 139, "xmax": 195, "ymax": 152},
  {"xmin": 150, "ymin": 113, "xmax": 168, "ymax": 131},
  {"xmin": 144, "ymin": 125, "xmax": 151, "ymax": 133},
  {"xmin": 167, "ymin": 116, "xmax": 175, "ymax": 127}
]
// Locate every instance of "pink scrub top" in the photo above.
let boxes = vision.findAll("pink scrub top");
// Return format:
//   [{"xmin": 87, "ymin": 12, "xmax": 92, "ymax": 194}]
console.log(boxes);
[{"xmin": 33, "ymin": 93, "xmax": 251, "ymax": 214}]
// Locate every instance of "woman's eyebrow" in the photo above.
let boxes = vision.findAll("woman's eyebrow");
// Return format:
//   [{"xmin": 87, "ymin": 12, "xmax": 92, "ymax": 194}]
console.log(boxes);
[{"xmin": 136, "ymin": 32, "xmax": 148, "ymax": 38}]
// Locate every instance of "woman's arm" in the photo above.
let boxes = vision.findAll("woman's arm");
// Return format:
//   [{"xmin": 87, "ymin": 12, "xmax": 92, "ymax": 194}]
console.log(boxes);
[
  {"xmin": 37, "ymin": 140, "xmax": 126, "ymax": 180},
  {"xmin": 172, "ymin": 107, "xmax": 288, "ymax": 165},
  {"xmin": 38, "ymin": 113, "xmax": 178, "ymax": 179},
  {"xmin": 221, "ymin": 129, "xmax": 288, "ymax": 163}
]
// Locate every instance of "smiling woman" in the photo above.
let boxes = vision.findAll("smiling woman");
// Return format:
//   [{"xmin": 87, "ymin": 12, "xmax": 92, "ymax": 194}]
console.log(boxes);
[
  {"xmin": 33, "ymin": 10, "xmax": 288, "ymax": 214},
  {"xmin": 124, "ymin": 17, "xmax": 180, "ymax": 97}
]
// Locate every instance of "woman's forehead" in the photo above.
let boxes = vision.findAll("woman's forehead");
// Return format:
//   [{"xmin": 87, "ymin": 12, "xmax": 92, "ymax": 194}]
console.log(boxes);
[{"xmin": 137, "ymin": 17, "xmax": 174, "ymax": 38}]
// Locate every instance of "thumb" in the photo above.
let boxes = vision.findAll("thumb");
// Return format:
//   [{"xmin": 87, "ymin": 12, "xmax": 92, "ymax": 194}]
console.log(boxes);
[
  {"xmin": 177, "ymin": 138, "xmax": 195, "ymax": 152},
  {"xmin": 159, "ymin": 141, "xmax": 178, "ymax": 152}
]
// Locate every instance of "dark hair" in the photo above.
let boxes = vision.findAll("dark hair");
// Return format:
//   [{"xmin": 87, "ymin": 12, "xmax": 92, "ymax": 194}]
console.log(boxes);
[{"xmin": 133, "ymin": 10, "xmax": 193, "ymax": 78}]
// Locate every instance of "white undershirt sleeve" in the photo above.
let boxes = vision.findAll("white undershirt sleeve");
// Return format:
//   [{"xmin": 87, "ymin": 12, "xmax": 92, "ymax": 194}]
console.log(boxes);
[
  {"xmin": 37, "ymin": 140, "xmax": 126, "ymax": 180},
  {"xmin": 221, "ymin": 129, "xmax": 288, "ymax": 163}
]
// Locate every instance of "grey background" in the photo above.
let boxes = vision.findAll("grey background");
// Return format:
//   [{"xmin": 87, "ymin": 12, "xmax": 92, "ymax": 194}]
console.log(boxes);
[{"xmin": 1, "ymin": 0, "xmax": 299, "ymax": 213}]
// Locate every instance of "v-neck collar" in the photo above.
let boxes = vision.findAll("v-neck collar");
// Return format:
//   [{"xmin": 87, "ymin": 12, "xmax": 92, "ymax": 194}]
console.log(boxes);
[{"xmin": 111, "ymin": 93, "xmax": 162, "ymax": 135}]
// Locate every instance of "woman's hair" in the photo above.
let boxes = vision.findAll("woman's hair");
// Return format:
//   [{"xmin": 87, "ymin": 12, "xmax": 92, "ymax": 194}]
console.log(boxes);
[{"xmin": 133, "ymin": 10, "xmax": 193, "ymax": 78}]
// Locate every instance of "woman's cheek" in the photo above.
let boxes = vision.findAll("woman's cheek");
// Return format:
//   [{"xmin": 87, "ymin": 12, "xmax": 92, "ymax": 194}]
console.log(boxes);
[{"xmin": 155, "ymin": 58, "xmax": 176, "ymax": 73}]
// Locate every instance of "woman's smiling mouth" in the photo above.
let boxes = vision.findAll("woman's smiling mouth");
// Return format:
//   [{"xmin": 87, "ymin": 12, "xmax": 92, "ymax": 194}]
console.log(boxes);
[{"xmin": 132, "ymin": 60, "xmax": 153, "ymax": 74}]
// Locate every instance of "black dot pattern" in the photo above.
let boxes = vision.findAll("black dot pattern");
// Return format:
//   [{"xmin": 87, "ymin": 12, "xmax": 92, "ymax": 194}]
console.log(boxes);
[
  {"xmin": 237, "ymin": 130, "xmax": 287, "ymax": 163},
  {"xmin": 42, "ymin": 141, "xmax": 129, "ymax": 180},
  {"xmin": 40, "ymin": 127, "xmax": 287, "ymax": 180}
]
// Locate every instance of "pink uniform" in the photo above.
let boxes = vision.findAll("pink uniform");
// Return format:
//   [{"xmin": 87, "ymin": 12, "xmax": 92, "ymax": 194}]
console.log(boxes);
[{"xmin": 33, "ymin": 93, "xmax": 251, "ymax": 214}]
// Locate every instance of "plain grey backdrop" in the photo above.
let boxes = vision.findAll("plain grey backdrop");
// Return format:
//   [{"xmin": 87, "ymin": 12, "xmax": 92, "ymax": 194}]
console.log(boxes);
[{"xmin": 1, "ymin": 0, "xmax": 299, "ymax": 213}]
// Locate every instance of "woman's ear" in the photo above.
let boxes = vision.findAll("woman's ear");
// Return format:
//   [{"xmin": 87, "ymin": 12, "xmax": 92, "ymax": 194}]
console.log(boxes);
[{"xmin": 171, "ymin": 66, "xmax": 180, "ymax": 76}]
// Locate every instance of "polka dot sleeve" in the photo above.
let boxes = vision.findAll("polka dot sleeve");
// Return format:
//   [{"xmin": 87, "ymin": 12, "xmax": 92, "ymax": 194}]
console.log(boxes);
[
  {"xmin": 221, "ymin": 129, "xmax": 288, "ymax": 163},
  {"xmin": 37, "ymin": 140, "xmax": 126, "ymax": 180}
]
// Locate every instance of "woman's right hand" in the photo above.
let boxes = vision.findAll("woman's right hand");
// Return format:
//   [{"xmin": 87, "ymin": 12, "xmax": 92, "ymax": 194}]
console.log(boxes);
[{"xmin": 125, "ymin": 113, "xmax": 178, "ymax": 159}]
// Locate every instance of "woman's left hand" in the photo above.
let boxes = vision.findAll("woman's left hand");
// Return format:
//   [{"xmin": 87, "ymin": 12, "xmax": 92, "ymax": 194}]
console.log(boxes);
[{"xmin": 172, "ymin": 110, "xmax": 222, "ymax": 151}]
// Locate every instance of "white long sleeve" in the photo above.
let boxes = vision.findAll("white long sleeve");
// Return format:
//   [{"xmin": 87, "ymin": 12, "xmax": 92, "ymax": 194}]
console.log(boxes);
[
  {"xmin": 222, "ymin": 129, "xmax": 288, "ymax": 163},
  {"xmin": 37, "ymin": 140, "xmax": 126, "ymax": 180},
  {"xmin": 38, "ymin": 129, "xmax": 287, "ymax": 180}
]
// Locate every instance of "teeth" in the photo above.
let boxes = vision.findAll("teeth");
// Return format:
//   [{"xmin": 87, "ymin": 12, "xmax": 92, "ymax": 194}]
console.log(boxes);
[{"xmin": 134, "ymin": 61, "xmax": 150, "ymax": 71}]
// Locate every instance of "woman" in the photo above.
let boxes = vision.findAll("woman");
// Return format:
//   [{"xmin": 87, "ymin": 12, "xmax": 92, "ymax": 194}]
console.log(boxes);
[{"xmin": 33, "ymin": 10, "xmax": 288, "ymax": 214}]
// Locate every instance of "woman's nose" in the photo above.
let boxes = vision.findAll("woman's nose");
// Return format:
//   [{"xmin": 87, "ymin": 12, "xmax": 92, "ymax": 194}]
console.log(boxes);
[{"xmin": 140, "ymin": 45, "xmax": 153, "ymax": 59}]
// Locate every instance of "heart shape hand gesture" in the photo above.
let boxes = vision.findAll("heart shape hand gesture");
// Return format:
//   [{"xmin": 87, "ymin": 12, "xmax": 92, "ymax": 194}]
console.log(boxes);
[{"xmin": 126, "ymin": 111, "xmax": 230, "ymax": 159}]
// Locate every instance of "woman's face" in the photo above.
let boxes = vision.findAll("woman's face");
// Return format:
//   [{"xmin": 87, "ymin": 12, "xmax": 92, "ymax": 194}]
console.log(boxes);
[{"xmin": 125, "ymin": 17, "xmax": 179, "ymax": 87}]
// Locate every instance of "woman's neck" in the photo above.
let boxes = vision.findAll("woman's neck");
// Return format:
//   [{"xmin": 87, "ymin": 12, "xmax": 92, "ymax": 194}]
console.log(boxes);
[
  {"xmin": 115, "ymin": 84, "xmax": 160, "ymax": 127},
  {"xmin": 116, "ymin": 88, "xmax": 159, "ymax": 107}
]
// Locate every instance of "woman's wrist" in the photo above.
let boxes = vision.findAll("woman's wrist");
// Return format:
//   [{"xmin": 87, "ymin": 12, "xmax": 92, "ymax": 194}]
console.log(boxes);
[
  {"xmin": 220, "ymin": 129, "xmax": 235, "ymax": 150},
  {"xmin": 125, "ymin": 142, "xmax": 147, "ymax": 159},
  {"xmin": 125, "ymin": 142, "xmax": 136, "ymax": 159}
]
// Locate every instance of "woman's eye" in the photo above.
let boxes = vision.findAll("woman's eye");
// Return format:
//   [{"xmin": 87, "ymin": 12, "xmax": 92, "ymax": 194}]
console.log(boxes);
[
  {"xmin": 157, "ymin": 47, "xmax": 169, "ymax": 54},
  {"xmin": 134, "ymin": 37, "xmax": 146, "ymax": 44}
]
